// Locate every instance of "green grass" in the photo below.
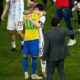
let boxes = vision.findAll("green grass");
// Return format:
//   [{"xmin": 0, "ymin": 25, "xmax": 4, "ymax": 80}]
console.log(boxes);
[{"xmin": 0, "ymin": 0, "xmax": 80, "ymax": 80}]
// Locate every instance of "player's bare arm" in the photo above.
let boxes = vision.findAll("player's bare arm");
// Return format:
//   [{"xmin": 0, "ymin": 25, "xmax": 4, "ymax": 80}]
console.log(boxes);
[{"xmin": 1, "ymin": 2, "xmax": 10, "ymax": 20}]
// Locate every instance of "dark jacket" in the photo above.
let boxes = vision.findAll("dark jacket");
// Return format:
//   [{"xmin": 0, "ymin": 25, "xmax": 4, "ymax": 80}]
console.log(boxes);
[{"xmin": 42, "ymin": 27, "xmax": 79, "ymax": 62}]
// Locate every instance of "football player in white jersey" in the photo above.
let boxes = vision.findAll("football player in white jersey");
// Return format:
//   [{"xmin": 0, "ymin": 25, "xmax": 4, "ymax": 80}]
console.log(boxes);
[
  {"xmin": 39, "ymin": 14, "xmax": 47, "ymax": 78},
  {"xmin": 1, "ymin": 0, "xmax": 24, "ymax": 52}
]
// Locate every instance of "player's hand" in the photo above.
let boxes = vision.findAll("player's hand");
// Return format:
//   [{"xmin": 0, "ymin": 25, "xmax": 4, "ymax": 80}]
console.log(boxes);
[
  {"xmin": 72, "ymin": 7, "xmax": 76, "ymax": 11},
  {"xmin": 26, "ymin": 16, "xmax": 32, "ymax": 21},
  {"xmin": 1, "ymin": 15, "xmax": 4, "ymax": 20}
]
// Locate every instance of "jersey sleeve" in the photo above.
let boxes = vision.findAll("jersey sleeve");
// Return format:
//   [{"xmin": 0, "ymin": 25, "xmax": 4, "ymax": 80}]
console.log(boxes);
[{"xmin": 39, "ymin": 16, "xmax": 46, "ymax": 24}]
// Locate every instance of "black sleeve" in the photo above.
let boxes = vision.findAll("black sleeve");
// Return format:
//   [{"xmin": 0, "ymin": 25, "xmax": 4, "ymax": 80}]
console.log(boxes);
[
  {"xmin": 64, "ymin": 29, "xmax": 80, "ymax": 36},
  {"xmin": 42, "ymin": 34, "xmax": 50, "ymax": 60}
]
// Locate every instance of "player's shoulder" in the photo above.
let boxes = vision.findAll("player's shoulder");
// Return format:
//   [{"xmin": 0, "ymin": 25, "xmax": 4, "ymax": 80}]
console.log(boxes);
[{"xmin": 40, "ymin": 16, "xmax": 46, "ymax": 19}]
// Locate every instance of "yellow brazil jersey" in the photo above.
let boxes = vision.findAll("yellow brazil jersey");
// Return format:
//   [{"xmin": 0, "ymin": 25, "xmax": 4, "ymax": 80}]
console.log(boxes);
[{"xmin": 24, "ymin": 12, "xmax": 43, "ymax": 41}]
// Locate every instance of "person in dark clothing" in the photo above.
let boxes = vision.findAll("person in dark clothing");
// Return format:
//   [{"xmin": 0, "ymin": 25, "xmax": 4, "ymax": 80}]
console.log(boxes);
[
  {"xmin": 42, "ymin": 17, "xmax": 80, "ymax": 80},
  {"xmin": 0, "ymin": 0, "xmax": 4, "ymax": 24},
  {"xmin": 55, "ymin": 0, "xmax": 76, "ymax": 46}
]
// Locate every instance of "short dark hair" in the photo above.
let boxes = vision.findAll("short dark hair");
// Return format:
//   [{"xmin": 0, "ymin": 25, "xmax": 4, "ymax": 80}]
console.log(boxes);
[
  {"xmin": 51, "ymin": 17, "xmax": 60, "ymax": 27},
  {"xmin": 34, "ymin": 3, "xmax": 44, "ymax": 11}
]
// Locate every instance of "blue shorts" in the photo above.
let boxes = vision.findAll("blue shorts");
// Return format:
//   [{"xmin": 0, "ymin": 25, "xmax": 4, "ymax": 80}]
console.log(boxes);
[{"xmin": 23, "ymin": 40, "xmax": 39, "ymax": 57}]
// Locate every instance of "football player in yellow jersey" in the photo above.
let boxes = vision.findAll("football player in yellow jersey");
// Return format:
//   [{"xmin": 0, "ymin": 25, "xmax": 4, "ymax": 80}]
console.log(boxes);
[
  {"xmin": 22, "ymin": 4, "xmax": 44, "ymax": 79},
  {"xmin": 24, "ymin": 12, "xmax": 43, "ymax": 41},
  {"xmin": 24, "ymin": 2, "xmax": 47, "ymax": 78}
]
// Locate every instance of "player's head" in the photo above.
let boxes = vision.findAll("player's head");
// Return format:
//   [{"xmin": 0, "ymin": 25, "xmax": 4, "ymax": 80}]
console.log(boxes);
[
  {"xmin": 33, "ymin": 3, "xmax": 44, "ymax": 14},
  {"xmin": 51, "ymin": 17, "xmax": 60, "ymax": 27}
]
